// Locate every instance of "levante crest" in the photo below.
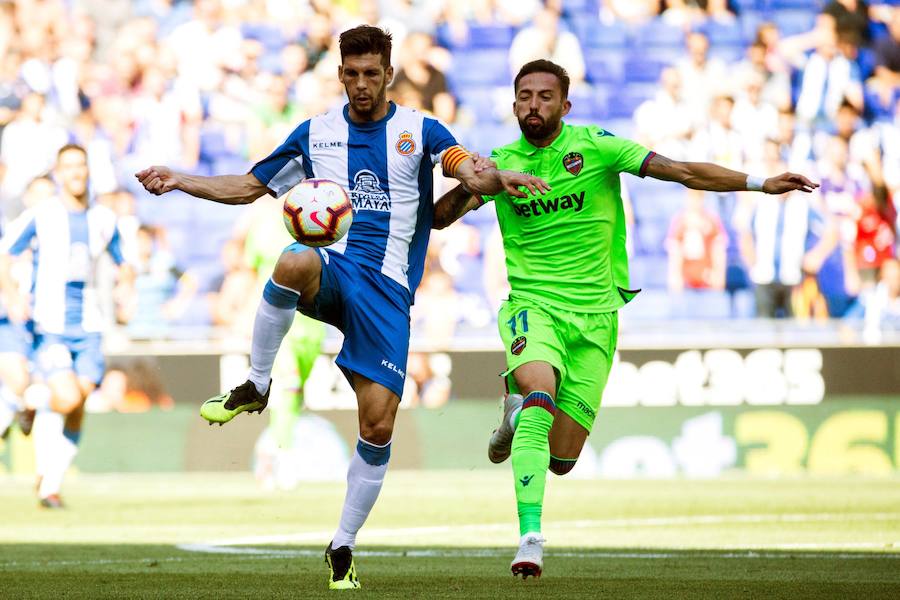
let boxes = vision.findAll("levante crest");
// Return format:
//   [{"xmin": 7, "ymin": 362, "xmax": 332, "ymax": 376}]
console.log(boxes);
[{"xmin": 563, "ymin": 152, "xmax": 583, "ymax": 176}]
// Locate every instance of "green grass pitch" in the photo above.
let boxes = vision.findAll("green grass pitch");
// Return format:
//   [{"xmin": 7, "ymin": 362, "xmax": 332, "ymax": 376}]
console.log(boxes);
[{"xmin": 1, "ymin": 472, "xmax": 899, "ymax": 599}]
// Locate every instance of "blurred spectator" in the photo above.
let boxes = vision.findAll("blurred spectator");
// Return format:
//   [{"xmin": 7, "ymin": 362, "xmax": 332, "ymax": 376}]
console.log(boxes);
[
  {"xmin": 666, "ymin": 189, "xmax": 727, "ymax": 292},
  {"xmin": 402, "ymin": 352, "xmax": 451, "ymax": 409},
  {"xmin": 873, "ymin": 9, "xmax": 900, "ymax": 82},
  {"xmin": 0, "ymin": 92, "xmax": 66, "ymax": 220},
  {"xmin": 691, "ymin": 94, "xmax": 744, "ymax": 170},
  {"xmin": 122, "ymin": 225, "xmax": 198, "ymax": 336},
  {"xmin": 733, "ymin": 41, "xmax": 792, "ymax": 111},
  {"xmin": 482, "ymin": 224, "xmax": 510, "ymax": 314},
  {"xmin": 601, "ymin": 0, "xmax": 659, "ymax": 25},
  {"xmin": 509, "ymin": 6, "xmax": 585, "ymax": 86},
  {"xmin": 863, "ymin": 258, "xmax": 900, "ymax": 333},
  {"xmin": 823, "ymin": 0, "xmax": 871, "ymax": 46},
  {"xmin": 163, "ymin": 0, "xmax": 244, "ymax": 92},
  {"xmin": 634, "ymin": 67, "xmax": 693, "ymax": 160},
  {"xmin": 794, "ymin": 16, "xmax": 864, "ymax": 130},
  {"xmin": 737, "ymin": 142, "xmax": 817, "ymax": 318},
  {"xmin": 392, "ymin": 32, "xmax": 456, "ymax": 124},
  {"xmin": 131, "ymin": 65, "xmax": 202, "ymax": 169},
  {"xmin": 412, "ymin": 267, "xmax": 462, "ymax": 346},
  {"xmin": 704, "ymin": 0, "xmax": 738, "ymax": 25},
  {"xmin": 732, "ymin": 72, "xmax": 780, "ymax": 165},
  {"xmin": 209, "ymin": 238, "xmax": 257, "ymax": 333},
  {"xmin": 676, "ymin": 31, "xmax": 728, "ymax": 127}
]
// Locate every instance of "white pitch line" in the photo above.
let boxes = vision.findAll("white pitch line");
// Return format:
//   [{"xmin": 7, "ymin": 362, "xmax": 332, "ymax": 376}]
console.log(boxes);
[
  {"xmin": 178, "ymin": 512, "xmax": 900, "ymax": 549},
  {"xmin": 174, "ymin": 512, "xmax": 900, "ymax": 560}
]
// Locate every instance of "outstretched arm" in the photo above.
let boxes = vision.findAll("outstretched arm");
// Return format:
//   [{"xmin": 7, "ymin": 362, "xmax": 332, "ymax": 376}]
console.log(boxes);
[
  {"xmin": 644, "ymin": 153, "xmax": 819, "ymax": 194},
  {"xmin": 135, "ymin": 166, "xmax": 270, "ymax": 205}
]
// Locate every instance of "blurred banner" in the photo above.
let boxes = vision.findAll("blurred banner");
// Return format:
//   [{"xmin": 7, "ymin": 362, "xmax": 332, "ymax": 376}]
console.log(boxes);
[{"xmin": 1, "ymin": 346, "xmax": 898, "ymax": 477}]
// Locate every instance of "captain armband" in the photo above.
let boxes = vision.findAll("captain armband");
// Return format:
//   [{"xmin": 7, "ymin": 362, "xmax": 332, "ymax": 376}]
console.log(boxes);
[{"xmin": 441, "ymin": 145, "xmax": 473, "ymax": 178}]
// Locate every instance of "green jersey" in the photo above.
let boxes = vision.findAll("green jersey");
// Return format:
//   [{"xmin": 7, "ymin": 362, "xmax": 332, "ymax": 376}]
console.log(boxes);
[{"xmin": 483, "ymin": 122, "xmax": 653, "ymax": 313}]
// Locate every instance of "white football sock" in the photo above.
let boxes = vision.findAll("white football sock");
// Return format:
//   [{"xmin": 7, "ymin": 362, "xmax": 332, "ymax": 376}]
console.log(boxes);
[
  {"xmin": 247, "ymin": 279, "xmax": 301, "ymax": 396},
  {"xmin": 33, "ymin": 410, "xmax": 64, "ymax": 489},
  {"xmin": 39, "ymin": 430, "xmax": 77, "ymax": 499},
  {"xmin": 331, "ymin": 438, "xmax": 391, "ymax": 550}
]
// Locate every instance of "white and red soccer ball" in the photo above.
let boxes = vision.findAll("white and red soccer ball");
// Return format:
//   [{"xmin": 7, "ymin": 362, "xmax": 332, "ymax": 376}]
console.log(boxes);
[{"xmin": 282, "ymin": 179, "xmax": 353, "ymax": 247}]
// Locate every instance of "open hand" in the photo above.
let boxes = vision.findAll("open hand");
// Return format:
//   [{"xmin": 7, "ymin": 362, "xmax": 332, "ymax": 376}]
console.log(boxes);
[
  {"xmin": 135, "ymin": 166, "xmax": 180, "ymax": 195},
  {"xmin": 499, "ymin": 170, "xmax": 551, "ymax": 198},
  {"xmin": 764, "ymin": 172, "xmax": 819, "ymax": 195}
]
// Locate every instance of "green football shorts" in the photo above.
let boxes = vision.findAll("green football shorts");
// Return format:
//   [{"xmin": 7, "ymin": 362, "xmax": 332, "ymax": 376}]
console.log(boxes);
[{"xmin": 498, "ymin": 295, "xmax": 618, "ymax": 433}]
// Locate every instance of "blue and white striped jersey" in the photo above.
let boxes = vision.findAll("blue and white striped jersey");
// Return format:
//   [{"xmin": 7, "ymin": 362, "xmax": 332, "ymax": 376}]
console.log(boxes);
[
  {"xmin": 250, "ymin": 102, "xmax": 458, "ymax": 294},
  {"xmin": 0, "ymin": 199, "xmax": 124, "ymax": 335}
]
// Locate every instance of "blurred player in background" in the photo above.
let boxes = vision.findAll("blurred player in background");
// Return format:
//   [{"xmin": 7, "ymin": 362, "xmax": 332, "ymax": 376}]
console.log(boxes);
[
  {"xmin": 136, "ymin": 25, "xmax": 547, "ymax": 590},
  {"xmin": 434, "ymin": 59, "xmax": 819, "ymax": 578},
  {"xmin": 0, "ymin": 175, "xmax": 57, "ymax": 439},
  {"xmin": 238, "ymin": 193, "xmax": 326, "ymax": 490},
  {"xmin": 0, "ymin": 144, "xmax": 133, "ymax": 508}
]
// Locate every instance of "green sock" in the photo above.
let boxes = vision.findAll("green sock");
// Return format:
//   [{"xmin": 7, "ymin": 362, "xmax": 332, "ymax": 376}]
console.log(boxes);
[{"xmin": 510, "ymin": 391, "xmax": 556, "ymax": 536}]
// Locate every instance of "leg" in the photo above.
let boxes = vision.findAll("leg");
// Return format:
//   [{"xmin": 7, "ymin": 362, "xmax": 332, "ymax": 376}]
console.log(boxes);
[
  {"xmin": 327, "ymin": 373, "xmax": 399, "ymax": 590},
  {"xmin": 36, "ymin": 370, "xmax": 88, "ymax": 504},
  {"xmin": 510, "ymin": 361, "xmax": 559, "ymax": 537},
  {"xmin": 247, "ymin": 247, "xmax": 322, "ymax": 394},
  {"xmin": 547, "ymin": 412, "xmax": 589, "ymax": 476},
  {"xmin": 0, "ymin": 351, "xmax": 29, "ymax": 436},
  {"xmin": 201, "ymin": 246, "xmax": 323, "ymax": 424}
]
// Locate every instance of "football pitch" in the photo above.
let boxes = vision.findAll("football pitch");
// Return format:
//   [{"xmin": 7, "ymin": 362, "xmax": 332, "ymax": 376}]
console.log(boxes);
[{"xmin": 1, "ymin": 472, "xmax": 899, "ymax": 599}]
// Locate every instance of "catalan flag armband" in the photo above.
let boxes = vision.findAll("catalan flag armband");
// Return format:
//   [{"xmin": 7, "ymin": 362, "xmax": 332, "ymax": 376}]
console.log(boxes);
[{"xmin": 441, "ymin": 145, "xmax": 472, "ymax": 178}]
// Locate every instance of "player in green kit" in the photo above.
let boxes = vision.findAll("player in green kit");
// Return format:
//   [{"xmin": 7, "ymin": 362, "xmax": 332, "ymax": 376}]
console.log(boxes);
[{"xmin": 433, "ymin": 59, "xmax": 818, "ymax": 578}]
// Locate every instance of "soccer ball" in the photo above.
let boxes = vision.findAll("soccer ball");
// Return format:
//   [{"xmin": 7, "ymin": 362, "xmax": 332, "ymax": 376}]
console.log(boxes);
[{"xmin": 282, "ymin": 179, "xmax": 353, "ymax": 247}]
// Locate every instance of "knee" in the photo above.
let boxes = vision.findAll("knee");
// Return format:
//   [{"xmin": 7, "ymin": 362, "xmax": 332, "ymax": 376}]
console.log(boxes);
[
  {"xmin": 272, "ymin": 250, "xmax": 317, "ymax": 291},
  {"xmin": 359, "ymin": 419, "xmax": 394, "ymax": 446},
  {"xmin": 50, "ymin": 388, "xmax": 83, "ymax": 415},
  {"xmin": 549, "ymin": 456, "xmax": 577, "ymax": 476}
]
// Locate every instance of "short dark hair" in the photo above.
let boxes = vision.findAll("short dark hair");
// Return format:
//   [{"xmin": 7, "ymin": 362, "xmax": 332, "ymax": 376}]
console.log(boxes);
[
  {"xmin": 339, "ymin": 25, "xmax": 392, "ymax": 68},
  {"xmin": 57, "ymin": 143, "xmax": 87, "ymax": 159},
  {"xmin": 514, "ymin": 60, "xmax": 570, "ymax": 99}
]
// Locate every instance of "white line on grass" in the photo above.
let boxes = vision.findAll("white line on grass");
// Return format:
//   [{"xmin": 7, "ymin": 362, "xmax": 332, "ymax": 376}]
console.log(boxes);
[{"xmin": 175, "ymin": 512, "xmax": 900, "ymax": 560}]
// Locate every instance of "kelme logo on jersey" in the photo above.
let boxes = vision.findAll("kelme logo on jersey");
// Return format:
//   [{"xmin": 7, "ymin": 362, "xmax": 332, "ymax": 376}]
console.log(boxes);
[
  {"xmin": 395, "ymin": 131, "xmax": 416, "ymax": 156},
  {"xmin": 511, "ymin": 336, "xmax": 527, "ymax": 355},
  {"xmin": 563, "ymin": 152, "xmax": 584, "ymax": 176},
  {"xmin": 351, "ymin": 170, "xmax": 391, "ymax": 211},
  {"xmin": 512, "ymin": 190, "xmax": 585, "ymax": 218}
]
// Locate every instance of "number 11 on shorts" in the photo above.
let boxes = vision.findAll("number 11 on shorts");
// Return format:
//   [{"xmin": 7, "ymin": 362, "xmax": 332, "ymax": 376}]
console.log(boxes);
[{"xmin": 507, "ymin": 310, "xmax": 529, "ymax": 336}]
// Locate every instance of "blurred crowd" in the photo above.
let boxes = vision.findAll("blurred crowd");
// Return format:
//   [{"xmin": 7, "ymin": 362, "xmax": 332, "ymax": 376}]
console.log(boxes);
[{"xmin": 0, "ymin": 0, "xmax": 899, "ymax": 346}]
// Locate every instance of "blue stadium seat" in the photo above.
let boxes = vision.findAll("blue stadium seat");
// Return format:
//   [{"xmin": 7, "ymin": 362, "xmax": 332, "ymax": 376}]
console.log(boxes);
[
  {"xmin": 581, "ymin": 23, "xmax": 629, "ymax": 49},
  {"xmin": 703, "ymin": 22, "xmax": 745, "ymax": 47},
  {"xmin": 241, "ymin": 23, "xmax": 286, "ymax": 52},
  {"xmin": 624, "ymin": 58, "xmax": 666, "ymax": 83},
  {"xmin": 633, "ymin": 20, "xmax": 685, "ymax": 50},
  {"xmin": 773, "ymin": 10, "xmax": 817, "ymax": 36},
  {"xmin": 447, "ymin": 51, "xmax": 509, "ymax": 87},
  {"xmin": 585, "ymin": 51, "xmax": 625, "ymax": 84},
  {"xmin": 457, "ymin": 87, "xmax": 501, "ymax": 123},
  {"xmin": 452, "ymin": 25, "xmax": 515, "ymax": 50},
  {"xmin": 770, "ymin": 0, "xmax": 824, "ymax": 9}
]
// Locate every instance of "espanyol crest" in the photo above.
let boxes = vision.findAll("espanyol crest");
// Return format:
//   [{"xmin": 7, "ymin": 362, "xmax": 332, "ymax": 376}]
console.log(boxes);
[{"xmin": 396, "ymin": 131, "xmax": 416, "ymax": 156}]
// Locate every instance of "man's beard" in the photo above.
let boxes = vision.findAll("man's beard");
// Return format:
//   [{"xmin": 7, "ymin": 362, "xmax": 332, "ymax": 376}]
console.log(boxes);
[
  {"xmin": 350, "ymin": 87, "xmax": 385, "ymax": 117},
  {"xmin": 518, "ymin": 113, "xmax": 560, "ymax": 141}
]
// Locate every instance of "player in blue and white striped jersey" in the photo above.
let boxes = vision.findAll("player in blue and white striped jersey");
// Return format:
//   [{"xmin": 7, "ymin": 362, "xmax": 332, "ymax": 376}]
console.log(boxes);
[
  {"xmin": 0, "ymin": 144, "xmax": 134, "ymax": 508},
  {"xmin": 136, "ymin": 25, "xmax": 548, "ymax": 590}
]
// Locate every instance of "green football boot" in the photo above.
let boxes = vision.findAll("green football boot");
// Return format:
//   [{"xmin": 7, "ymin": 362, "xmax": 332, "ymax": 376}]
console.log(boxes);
[
  {"xmin": 325, "ymin": 543, "xmax": 360, "ymax": 590},
  {"xmin": 200, "ymin": 380, "xmax": 270, "ymax": 425}
]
